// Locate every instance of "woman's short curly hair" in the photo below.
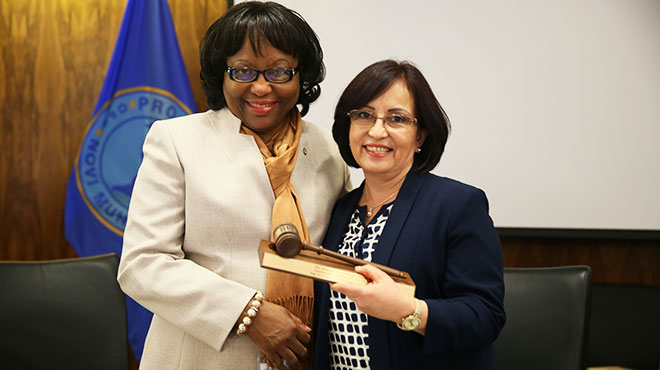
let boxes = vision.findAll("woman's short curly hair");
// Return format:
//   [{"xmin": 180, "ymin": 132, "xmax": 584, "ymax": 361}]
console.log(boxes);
[
  {"xmin": 332, "ymin": 60, "xmax": 451, "ymax": 173},
  {"xmin": 199, "ymin": 2, "xmax": 325, "ymax": 116}
]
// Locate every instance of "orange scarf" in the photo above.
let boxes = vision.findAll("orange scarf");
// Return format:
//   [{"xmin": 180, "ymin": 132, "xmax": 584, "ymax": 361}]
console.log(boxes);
[{"xmin": 240, "ymin": 110, "xmax": 313, "ymax": 368}]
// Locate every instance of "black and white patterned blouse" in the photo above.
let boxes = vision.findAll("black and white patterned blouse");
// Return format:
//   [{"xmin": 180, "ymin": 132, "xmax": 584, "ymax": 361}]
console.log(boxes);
[{"xmin": 328, "ymin": 203, "xmax": 394, "ymax": 370}]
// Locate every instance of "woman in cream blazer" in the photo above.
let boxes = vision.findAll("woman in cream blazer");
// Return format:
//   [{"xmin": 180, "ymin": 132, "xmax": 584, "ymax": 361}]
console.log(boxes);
[
  {"xmin": 119, "ymin": 3, "xmax": 350, "ymax": 369},
  {"xmin": 118, "ymin": 108, "xmax": 350, "ymax": 369}
]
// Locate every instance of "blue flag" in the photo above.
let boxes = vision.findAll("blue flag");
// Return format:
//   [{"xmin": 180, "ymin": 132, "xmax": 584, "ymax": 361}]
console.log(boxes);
[{"xmin": 64, "ymin": 0, "xmax": 196, "ymax": 360}]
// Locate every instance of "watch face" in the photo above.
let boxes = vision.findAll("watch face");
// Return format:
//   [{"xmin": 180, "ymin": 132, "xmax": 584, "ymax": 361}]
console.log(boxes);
[{"xmin": 402, "ymin": 316, "xmax": 421, "ymax": 330}]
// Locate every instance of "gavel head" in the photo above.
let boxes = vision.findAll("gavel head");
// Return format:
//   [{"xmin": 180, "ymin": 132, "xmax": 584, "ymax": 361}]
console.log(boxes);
[{"xmin": 272, "ymin": 223, "xmax": 303, "ymax": 258}]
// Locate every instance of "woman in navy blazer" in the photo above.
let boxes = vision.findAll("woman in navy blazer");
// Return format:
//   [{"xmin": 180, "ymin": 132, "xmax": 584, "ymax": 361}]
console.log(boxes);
[{"xmin": 314, "ymin": 60, "xmax": 505, "ymax": 369}]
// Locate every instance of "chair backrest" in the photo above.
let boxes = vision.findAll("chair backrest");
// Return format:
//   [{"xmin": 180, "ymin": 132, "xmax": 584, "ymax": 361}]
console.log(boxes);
[
  {"xmin": 0, "ymin": 253, "xmax": 129, "ymax": 370},
  {"xmin": 586, "ymin": 283, "xmax": 660, "ymax": 370},
  {"xmin": 494, "ymin": 266, "xmax": 591, "ymax": 370}
]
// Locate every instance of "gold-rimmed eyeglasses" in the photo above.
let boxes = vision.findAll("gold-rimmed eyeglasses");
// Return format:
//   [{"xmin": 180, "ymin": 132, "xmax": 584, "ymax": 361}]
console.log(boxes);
[{"xmin": 347, "ymin": 109, "xmax": 417, "ymax": 130}]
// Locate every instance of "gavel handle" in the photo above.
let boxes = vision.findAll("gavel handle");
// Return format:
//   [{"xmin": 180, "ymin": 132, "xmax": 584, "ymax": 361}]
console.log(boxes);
[{"xmin": 301, "ymin": 242, "xmax": 406, "ymax": 279}]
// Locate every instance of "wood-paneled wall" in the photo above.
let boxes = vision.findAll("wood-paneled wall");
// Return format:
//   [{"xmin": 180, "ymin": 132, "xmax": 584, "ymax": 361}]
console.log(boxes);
[
  {"xmin": 502, "ymin": 237, "xmax": 659, "ymax": 286},
  {"xmin": 0, "ymin": 0, "xmax": 228, "ymax": 261},
  {"xmin": 1, "ymin": 2, "xmax": 228, "ymax": 367}
]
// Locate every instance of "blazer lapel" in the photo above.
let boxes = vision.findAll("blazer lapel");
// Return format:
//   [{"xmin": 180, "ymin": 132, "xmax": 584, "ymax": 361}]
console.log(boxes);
[
  {"xmin": 207, "ymin": 108, "xmax": 261, "ymax": 162},
  {"xmin": 371, "ymin": 170, "xmax": 427, "ymax": 269},
  {"xmin": 205, "ymin": 109, "xmax": 274, "ymax": 202}
]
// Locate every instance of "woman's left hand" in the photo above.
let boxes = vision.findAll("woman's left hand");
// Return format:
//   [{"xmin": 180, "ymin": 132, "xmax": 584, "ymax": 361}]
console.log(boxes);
[{"xmin": 331, "ymin": 264, "xmax": 417, "ymax": 324}]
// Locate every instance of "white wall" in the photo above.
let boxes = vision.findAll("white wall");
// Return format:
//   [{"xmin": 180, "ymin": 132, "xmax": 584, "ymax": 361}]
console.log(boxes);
[{"xmin": 237, "ymin": 0, "xmax": 660, "ymax": 231}]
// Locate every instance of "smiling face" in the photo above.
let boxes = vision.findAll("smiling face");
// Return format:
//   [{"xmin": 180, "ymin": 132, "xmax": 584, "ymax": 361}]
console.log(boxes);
[
  {"xmin": 349, "ymin": 79, "xmax": 427, "ymax": 180},
  {"xmin": 223, "ymin": 37, "xmax": 300, "ymax": 142}
]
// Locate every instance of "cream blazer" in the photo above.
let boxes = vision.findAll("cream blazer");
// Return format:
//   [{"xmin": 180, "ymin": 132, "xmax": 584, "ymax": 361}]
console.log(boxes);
[{"xmin": 118, "ymin": 109, "xmax": 350, "ymax": 370}]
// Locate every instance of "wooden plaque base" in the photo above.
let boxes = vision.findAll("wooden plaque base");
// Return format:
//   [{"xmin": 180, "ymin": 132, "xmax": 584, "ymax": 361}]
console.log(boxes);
[{"xmin": 257, "ymin": 240, "xmax": 416, "ymax": 296}]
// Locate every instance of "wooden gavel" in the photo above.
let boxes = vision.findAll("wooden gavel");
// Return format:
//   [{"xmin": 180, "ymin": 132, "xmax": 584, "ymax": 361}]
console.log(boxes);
[{"xmin": 272, "ymin": 223, "xmax": 406, "ymax": 279}]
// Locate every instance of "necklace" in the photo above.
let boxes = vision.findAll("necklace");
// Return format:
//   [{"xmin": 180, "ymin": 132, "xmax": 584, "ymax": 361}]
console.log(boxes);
[{"xmin": 365, "ymin": 190, "xmax": 399, "ymax": 218}]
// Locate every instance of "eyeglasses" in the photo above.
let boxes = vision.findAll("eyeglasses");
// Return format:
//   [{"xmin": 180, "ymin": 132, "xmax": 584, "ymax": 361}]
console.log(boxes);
[
  {"xmin": 347, "ymin": 109, "xmax": 417, "ymax": 130},
  {"xmin": 226, "ymin": 66, "xmax": 299, "ymax": 83}
]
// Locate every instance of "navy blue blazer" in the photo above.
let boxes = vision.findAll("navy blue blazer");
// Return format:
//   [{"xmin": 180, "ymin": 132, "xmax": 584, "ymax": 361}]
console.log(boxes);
[{"xmin": 314, "ymin": 171, "xmax": 505, "ymax": 370}]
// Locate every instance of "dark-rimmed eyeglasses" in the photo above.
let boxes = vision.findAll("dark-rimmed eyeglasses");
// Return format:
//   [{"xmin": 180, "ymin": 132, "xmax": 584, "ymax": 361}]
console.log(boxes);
[
  {"xmin": 347, "ymin": 109, "xmax": 417, "ymax": 130},
  {"xmin": 226, "ymin": 66, "xmax": 299, "ymax": 83}
]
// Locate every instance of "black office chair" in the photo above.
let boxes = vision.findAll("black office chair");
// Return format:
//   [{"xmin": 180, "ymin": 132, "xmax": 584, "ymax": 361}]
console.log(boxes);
[
  {"xmin": 586, "ymin": 283, "xmax": 660, "ymax": 370},
  {"xmin": 494, "ymin": 266, "xmax": 592, "ymax": 370},
  {"xmin": 0, "ymin": 253, "xmax": 129, "ymax": 370}
]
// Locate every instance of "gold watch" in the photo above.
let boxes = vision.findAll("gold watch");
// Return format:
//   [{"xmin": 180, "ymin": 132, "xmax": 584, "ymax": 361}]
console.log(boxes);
[{"xmin": 397, "ymin": 298, "xmax": 422, "ymax": 331}]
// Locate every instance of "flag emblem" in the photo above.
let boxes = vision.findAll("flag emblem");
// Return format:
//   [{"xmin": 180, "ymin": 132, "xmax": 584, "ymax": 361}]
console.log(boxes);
[{"xmin": 76, "ymin": 87, "xmax": 191, "ymax": 235}]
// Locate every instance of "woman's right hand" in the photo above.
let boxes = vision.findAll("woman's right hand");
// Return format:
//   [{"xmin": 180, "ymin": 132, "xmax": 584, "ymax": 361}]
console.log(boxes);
[{"xmin": 246, "ymin": 301, "xmax": 311, "ymax": 370}]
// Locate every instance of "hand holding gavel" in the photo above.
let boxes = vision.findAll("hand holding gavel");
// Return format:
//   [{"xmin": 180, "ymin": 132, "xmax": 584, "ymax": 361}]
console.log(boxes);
[{"xmin": 272, "ymin": 223, "xmax": 406, "ymax": 279}]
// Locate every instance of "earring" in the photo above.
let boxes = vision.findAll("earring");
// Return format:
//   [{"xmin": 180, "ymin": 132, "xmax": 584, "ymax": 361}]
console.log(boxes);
[{"xmin": 415, "ymin": 148, "xmax": 421, "ymax": 153}]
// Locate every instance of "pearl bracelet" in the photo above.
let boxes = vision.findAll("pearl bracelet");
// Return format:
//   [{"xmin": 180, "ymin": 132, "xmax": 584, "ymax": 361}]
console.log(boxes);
[{"xmin": 236, "ymin": 291, "xmax": 265, "ymax": 335}]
